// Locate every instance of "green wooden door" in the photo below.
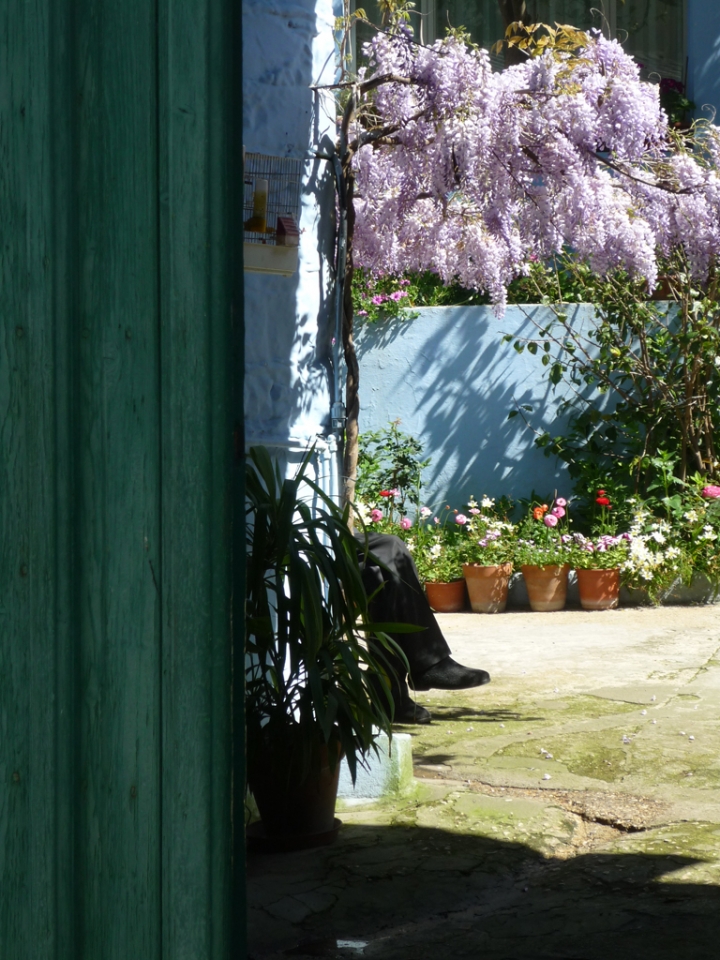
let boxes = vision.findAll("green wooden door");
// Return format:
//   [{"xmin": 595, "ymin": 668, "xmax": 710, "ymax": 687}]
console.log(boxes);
[{"xmin": 0, "ymin": 1, "xmax": 244, "ymax": 957}]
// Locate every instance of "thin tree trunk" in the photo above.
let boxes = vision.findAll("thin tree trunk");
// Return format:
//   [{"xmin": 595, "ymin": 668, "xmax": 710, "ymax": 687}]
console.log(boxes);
[{"xmin": 341, "ymin": 159, "xmax": 359, "ymax": 508}]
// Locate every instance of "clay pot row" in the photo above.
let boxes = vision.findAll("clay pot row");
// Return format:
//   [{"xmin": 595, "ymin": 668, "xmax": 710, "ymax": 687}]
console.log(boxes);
[{"xmin": 425, "ymin": 564, "xmax": 620, "ymax": 614}]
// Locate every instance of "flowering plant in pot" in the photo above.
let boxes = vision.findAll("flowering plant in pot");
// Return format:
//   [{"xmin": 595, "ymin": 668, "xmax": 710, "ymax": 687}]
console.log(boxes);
[
  {"xmin": 356, "ymin": 487, "xmax": 414, "ymax": 539},
  {"xmin": 459, "ymin": 496, "xmax": 516, "ymax": 613},
  {"xmin": 405, "ymin": 507, "xmax": 466, "ymax": 611},
  {"xmin": 245, "ymin": 446, "xmax": 406, "ymax": 842},
  {"xmin": 620, "ymin": 480, "xmax": 720, "ymax": 603},
  {"xmin": 569, "ymin": 488, "xmax": 630, "ymax": 610},
  {"xmin": 515, "ymin": 497, "xmax": 573, "ymax": 611},
  {"xmin": 571, "ymin": 532, "xmax": 631, "ymax": 570}
]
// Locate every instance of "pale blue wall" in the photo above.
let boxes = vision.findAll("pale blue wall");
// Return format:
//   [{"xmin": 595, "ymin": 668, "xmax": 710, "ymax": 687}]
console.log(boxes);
[
  {"xmin": 356, "ymin": 305, "xmax": 600, "ymax": 509},
  {"xmin": 242, "ymin": 0, "xmax": 335, "ymax": 447},
  {"xmin": 687, "ymin": 0, "xmax": 720, "ymax": 124},
  {"xmin": 243, "ymin": 0, "xmax": 339, "ymax": 491}
]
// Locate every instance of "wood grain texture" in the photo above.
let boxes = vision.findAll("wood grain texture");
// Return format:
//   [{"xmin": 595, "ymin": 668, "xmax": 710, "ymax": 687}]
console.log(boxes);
[
  {"xmin": 0, "ymin": 2, "xmax": 76, "ymax": 958},
  {"xmin": 73, "ymin": 0, "xmax": 162, "ymax": 954},
  {"xmin": 1, "ymin": 0, "xmax": 243, "ymax": 956},
  {"xmin": 158, "ymin": 0, "xmax": 240, "ymax": 956}
]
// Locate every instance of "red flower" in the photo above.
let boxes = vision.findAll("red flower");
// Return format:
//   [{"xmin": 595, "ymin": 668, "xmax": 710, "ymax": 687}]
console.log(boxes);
[
  {"xmin": 379, "ymin": 490, "xmax": 391, "ymax": 497},
  {"xmin": 596, "ymin": 496, "xmax": 610, "ymax": 506},
  {"xmin": 597, "ymin": 489, "xmax": 606, "ymax": 496}
]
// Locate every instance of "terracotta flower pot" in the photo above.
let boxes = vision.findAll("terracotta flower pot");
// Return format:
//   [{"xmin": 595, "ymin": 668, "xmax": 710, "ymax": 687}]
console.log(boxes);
[
  {"xmin": 250, "ymin": 740, "xmax": 343, "ymax": 839},
  {"xmin": 425, "ymin": 579, "xmax": 466, "ymax": 612},
  {"xmin": 463, "ymin": 563, "xmax": 513, "ymax": 613},
  {"xmin": 576, "ymin": 568, "xmax": 620, "ymax": 610},
  {"xmin": 521, "ymin": 564, "xmax": 570, "ymax": 612}
]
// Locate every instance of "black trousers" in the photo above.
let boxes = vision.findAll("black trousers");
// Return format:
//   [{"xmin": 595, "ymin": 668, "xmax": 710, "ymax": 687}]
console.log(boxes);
[{"xmin": 357, "ymin": 532, "xmax": 451, "ymax": 679}]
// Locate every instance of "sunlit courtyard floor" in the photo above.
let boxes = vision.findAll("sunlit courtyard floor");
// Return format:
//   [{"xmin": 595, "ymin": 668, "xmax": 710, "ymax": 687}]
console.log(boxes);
[{"xmin": 248, "ymin": 605, "xmax": 720, "ymax": 960}]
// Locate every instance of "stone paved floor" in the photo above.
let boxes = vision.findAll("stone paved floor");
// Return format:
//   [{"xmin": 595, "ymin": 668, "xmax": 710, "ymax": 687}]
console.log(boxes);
[{"xmin": 247, "ymin": 605, "xmax": 720, "ymax": 960}]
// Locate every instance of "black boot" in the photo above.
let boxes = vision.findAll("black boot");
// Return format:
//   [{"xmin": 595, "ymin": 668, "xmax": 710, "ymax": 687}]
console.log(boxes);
[
  {"xmin": 394, "ymin": 693, "xmax": 432, "ymax": 725},
  {"xmin": 368, "ymin": 671, "xmax": 432, "ymax": 724},
  {"xmin": 412, "ymin": 657, "xmax": 491, "ymax": 691}
]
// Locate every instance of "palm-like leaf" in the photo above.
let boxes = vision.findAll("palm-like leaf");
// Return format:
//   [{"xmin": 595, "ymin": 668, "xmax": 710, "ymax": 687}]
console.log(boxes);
[{"xmin": 245, "ymin": 446, "xmax": 411, "ymax": 783}]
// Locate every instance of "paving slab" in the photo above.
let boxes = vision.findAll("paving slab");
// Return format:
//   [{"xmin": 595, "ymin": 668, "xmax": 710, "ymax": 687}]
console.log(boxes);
[{"xmin": 247, "ymin": 605, "xmax": 720, "ymax": 960}]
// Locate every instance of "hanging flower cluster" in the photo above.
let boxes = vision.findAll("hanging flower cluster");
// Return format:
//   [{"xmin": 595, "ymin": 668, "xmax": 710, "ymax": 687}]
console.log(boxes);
[{"xmin": 350, "ymin": 30, "xmax": 720, "ymax": 312}]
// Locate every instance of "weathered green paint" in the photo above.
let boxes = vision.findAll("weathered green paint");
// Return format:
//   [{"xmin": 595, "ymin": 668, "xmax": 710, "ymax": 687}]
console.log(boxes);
[{"xmin": 1, "ymin": 0, "xmax": 244, "ymax": 957}]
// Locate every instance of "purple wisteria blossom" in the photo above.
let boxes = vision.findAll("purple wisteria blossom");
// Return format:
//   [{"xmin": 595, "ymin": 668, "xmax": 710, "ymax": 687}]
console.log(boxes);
[{"xmin": 349, "ymin": 31, "xmax": 720, "ymax": 311}]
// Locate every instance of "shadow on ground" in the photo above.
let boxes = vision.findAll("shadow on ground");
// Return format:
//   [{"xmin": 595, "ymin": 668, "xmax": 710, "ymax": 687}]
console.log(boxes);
[
  {"xmin": 397, "ymin": 706, "xmax": 546, "ymax": 724},
  {"xmin": 247, "ymin": 821, "xmax": 720, "ymax": 960}
]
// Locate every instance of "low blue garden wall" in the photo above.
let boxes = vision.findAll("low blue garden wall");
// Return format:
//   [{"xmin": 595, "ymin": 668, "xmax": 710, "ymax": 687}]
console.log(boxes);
[{"xmin": 355, "ymin": 303, "xmax": 600, "ymax": 509}]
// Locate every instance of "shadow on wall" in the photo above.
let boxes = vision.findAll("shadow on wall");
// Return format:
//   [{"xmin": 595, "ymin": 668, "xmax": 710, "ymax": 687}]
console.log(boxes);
[
  {"xmin": 356, "ymin": 304, "xmax": 600, "ymax": 506},
  {"xmin": 242, "ymin": 0, "xmax": 337, "ymax": 456}
]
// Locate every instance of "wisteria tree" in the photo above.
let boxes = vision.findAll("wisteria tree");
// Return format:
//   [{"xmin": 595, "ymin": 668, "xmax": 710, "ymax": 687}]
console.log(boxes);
[{"xmin": 330, "ymin": 9, "xmax": 720, "ymax": 507}]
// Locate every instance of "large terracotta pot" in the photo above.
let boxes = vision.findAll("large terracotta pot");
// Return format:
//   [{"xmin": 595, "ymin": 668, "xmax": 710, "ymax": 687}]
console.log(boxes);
[
  {"xmin": 250, "ymin": 740, "xmax": 342, "ymax": 840},
  {"xmin": 425, "ymin": 579, "xmax": 466, "ymax": 612},
  {"xmin": 521, "ymin": 564, "xmax": 570, "ymax": 612},
  {"xmin": 576, "ymin": 568, "xmax": 620, "ymax": 610},
  {"xmin": 463, "ymin": 563, "xmax": 513, "ymax": 613}
]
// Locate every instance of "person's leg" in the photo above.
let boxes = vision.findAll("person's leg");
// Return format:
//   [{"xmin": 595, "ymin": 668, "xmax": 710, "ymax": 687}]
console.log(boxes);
[
  {"xmin": 357, "ymin": 533, "xmax": 490, "ymax": 717},
  {"xmin": 358, "ymin": 532, "xmax": 451, "ymax": 675}
]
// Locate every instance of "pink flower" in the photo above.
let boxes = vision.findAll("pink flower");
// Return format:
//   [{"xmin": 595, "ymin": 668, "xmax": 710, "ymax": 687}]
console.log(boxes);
[
  {"xmin": 389, "ymin": 290, "xmax": 408, "ymax": 301},
  {"xmin": 555, "ymin": 497, "xmax": 567, "ymax": 507},
  {"xmin": 420, "ymin": 506, "xmax": 432, "ymax": 517},
  {"xmin": 399, "ymin": 278, "xmax": 411, "ymax": 286},
  {"xmin": 551, "ymin": 506, "xmax": 565, "ymax": 518},
  {"xmin": 370, "ymin": 509, "xmax": 383, "ymax": 523},
  {"xmin": 433, "ymin": 517, "xmax": 440, "ymax": 524},
  {"xmin": 702, "ymin": 485, "xmax": 720, "ymax": 499},
  {"xmin": 400, "ymin": 517, "xmax": 412, "ymax": 530},
  {"xmin": 370, "ymin": 294, "xmax": 386, "ymax": 306},
  {"xmin": 469, "ymin": 508, "xmax": 481, "ymax": 515},
  {"xmin": 389, "ymin": 488, "xmax": 400, "ymax": 497},
  {"xmin": 543, "ymin": 514, "xmax": 558, "ymax": 527},
  {"xmin": 455, "ymin": 514, "xmax": 468, "ymax": 525}
]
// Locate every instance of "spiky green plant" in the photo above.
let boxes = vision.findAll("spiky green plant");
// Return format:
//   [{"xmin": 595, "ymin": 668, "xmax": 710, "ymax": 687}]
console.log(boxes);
[{"xmin": 245, "ymin": 446, "xmax": 410, "ymax": 785}]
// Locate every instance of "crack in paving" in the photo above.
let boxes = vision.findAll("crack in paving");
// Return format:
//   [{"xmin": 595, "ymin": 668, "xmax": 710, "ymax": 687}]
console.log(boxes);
[{"xmin": 414, "ymin": 776, "xmax": 670, "ymax": 835}]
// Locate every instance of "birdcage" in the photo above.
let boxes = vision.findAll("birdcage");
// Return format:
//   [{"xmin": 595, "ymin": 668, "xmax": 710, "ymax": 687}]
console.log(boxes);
[{"xmin": 243, "ymin": 153, "xmax": 302, "ymax": 246}]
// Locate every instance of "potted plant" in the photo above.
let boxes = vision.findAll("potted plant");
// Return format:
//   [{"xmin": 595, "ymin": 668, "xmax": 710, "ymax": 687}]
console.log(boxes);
[
  {"xmin": 515, "ymin": 496, "xmax": 573, "ymax": 611},
  {"xmin": 460, "ymin": 496, "xmax": 516, "ymax": 613},
  {"xmin": 406, "ymin": 507, "xmax": 466, "ymax": 612},
  {"xmin": 245, "ymin": 446, "xmax": 403, "ymax": 846},
  {"xmin": 621, "ymin": 482, "xmax": 720, "ymax": 604},
  {"xmin": 571, "ymin": 535, "xmax": 630, "ymax": 610},
  {"xmin": 570, "ymin": 489, "xmax": 630, "ymax": 610}
]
